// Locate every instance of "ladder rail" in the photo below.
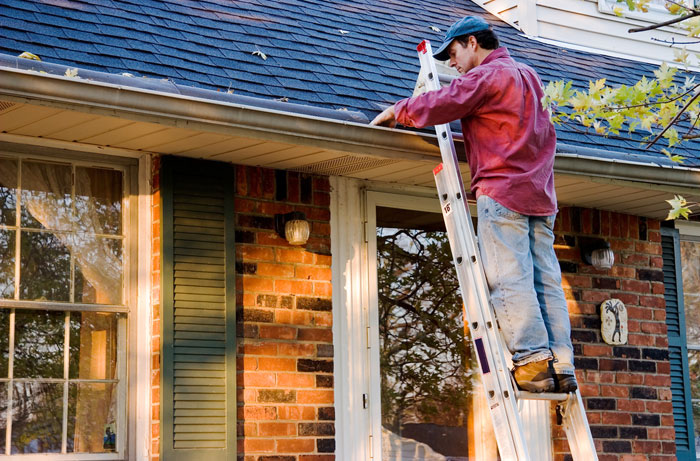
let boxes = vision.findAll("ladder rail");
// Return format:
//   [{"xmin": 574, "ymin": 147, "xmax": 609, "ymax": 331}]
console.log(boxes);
[{"xmin": 418, "ymin": 39, "xmax": 530, "ymax": 461}]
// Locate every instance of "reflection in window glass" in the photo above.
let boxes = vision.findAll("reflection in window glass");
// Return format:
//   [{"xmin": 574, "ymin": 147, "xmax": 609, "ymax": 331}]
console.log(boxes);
[
  {"xmin": 11, "ymin": 382, "xmax": 63, "ymax": 454},
  {"xmin": 69, "ymin": 312, "xmax": 118, "ymax": 380},
  {"xmin": 20, "ymin": 161, "xmax": 72, "ymax": 231},
  {"xmin": 74, "ymin": 237, "xmax": 123, "ymax": 305},
  {"xmin": 377, "ymin": 207, "xmax": 496, "ymax": 459},
  {"xmin": 14, "ymin": 310, "xmax": 64, "ymax": 379},
  {"xmin": 0, "ymin": 157, "xmax": 17, "ymax": 226},
  {"xmin": 75, "ymin": 167, "xmax": 122, "ymax": 236},
  {"xmin": 20, "ymin": 231, "xmax": 71, "ymax": 302},
  {"xmin": 0, "ymin": 309, "xmax": 8, "ymax": 377},
  {"xmin": 0, "ymin": 230, "xmax": 14, "ymax": 299},
  {"xmin": 67, "ymin": 383, "xmax": 118, "ymax": 453},
  {"xmin": 0, "ymin": 382, "xmax": 6, "ymax": 453},
  {"xmin": 682, "ymin": 239, "xmax": 700, "ymax": 453}
]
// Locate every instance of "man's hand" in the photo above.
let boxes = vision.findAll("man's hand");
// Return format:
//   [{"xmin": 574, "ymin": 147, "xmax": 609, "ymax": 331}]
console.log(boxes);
[{"xmin": 370, "ymin": 105, "xmax": 397, "ymax": 127}]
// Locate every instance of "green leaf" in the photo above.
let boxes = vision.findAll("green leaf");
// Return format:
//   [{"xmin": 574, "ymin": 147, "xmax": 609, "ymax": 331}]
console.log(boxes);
[{"xmin": 666, "ymin": 195, "xmax": 691, "ymax": 220}]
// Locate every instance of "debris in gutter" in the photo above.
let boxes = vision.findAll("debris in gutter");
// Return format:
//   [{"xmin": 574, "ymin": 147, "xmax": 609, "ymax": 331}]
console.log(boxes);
[
  {"xmin": 64, "ymin": 68, "xmax": 79, "ymax": 78},
  {"xmin": 275, "ymin": 97, "xmax": 289, "ymax": 102},
  {"xmin": 121, "ymin": 72, "xmax": 135, "ymax": 77},
  {"xmin": 18, "ymin": 51, "xmax": 41, "ymax": 61}
]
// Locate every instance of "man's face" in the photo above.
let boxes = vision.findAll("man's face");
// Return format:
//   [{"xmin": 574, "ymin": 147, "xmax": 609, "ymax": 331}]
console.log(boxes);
[{"xmin": 447, "ymin": 37, "xmax": 477, "ymax": 74}]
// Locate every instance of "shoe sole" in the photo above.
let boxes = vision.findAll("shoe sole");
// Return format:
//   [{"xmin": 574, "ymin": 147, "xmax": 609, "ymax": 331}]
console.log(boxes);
[
  {"xmin": 517, "ymin": 378, "xmax": 555, "ymax": 393},
  {"xmin": 557, "ymin": 376, "xmax": 578, "ymax": 393}
]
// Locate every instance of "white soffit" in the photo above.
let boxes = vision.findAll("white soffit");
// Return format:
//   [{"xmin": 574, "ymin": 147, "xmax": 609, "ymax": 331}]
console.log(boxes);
[{"xmin": 0, "ymin": 98, "xmax": 698, "ymax": 220}]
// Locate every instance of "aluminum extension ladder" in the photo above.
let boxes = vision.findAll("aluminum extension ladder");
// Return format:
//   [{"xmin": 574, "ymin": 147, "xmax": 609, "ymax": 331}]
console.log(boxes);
[{"xmin": 415, "ymin": 39, "xmax": 598, "ymax": 461}]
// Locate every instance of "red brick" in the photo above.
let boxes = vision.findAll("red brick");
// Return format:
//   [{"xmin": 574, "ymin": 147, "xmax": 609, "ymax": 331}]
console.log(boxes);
[
  {"xmin": 652, "ymin": 282, "xmax": 665, "ymax": 295},
  {"xmin": 243, "ymin": 438, "xmax": 275, "ymax": 452},
  {"xmin": 601, "ymin": 385, "xmax": 629, "ymax": 398},
  {"xmin": 239, "ymin": 372, "xmax": 277, "ymax": 387},
  {"xmin": 277, "ymin": 372, "xmax": 316, "ymax": 388},
  {"xmin": 277, "ymin": 438, "xmax": 315, "ymax": 453},
  {"xmin": 628, "ymin": 334, "xmax": 655, "ymax": 346},
  {"xmin": 618, "ymin": 399, "xmax": 645, "ymax": 412},
  {"xmin": 646, "ymin": 401, "xmax": 673, "ymax": 413},
  {"xmin": 610, "ymin": 266, "xmax": 636, "ymax": 278},
  {"xmin": 632, "ymin": 441, "xmax": 662, "ymax": 454},
  {"xmin": 298, "ymin": 328, "xmax": 333, "ymax": 342},
  {"xmin": 615, "ymin": 292, "xmax": 639, "ymax": 305},
  {"xmin": 314, "ymin": 312, "xmax": 333, "ymax": 327},
  {"xmin": 257, "ymin": 262, "xmax": 295, "ymax": 278},
  {"xmin": 296, "ymin": 266, "xmax": 332, "ymax": 281},
  {"xmin": 297, "ymin": 390, "xmax": 334, "ymax": 404},
  {"xmin": 275, "ymin": 279, "xmax": 314, "ymax": 295},
  {"xmin": 616, "ymin": 373, "xmax": 644, "ymax": 385},
  {"xmin": 279, "ymin": 343, "xmax": 317, "ymax": 357},
  {"xmin": 259, "ymin": 325, "xmax": 298, "ymax": 340},
  {"xmin": 299, "ymin": 456, "xmax": 335, "ymax": 461},
  {"xmin": 581, "ymin": 290, "xmax": 611, "ymax": 303},
  {"xmin": 241, "ymin": 276, "xmax": 275, "ymax": 293},
  {"xmin": 314, "ymin": 282, "xmax": 332, "ymax": 297},
  {"xmin": 561, "ymin": 275, "xmax": 592, "ymax": 288},
  {"xmin": 277, "ymin": 248, "xmax": 315, "ymax": 264},
  {"xmin": 640, "ymin": 322, "xmax": 666, "ymax": 334},
  {"xmin": 621, "ymin": 279, "xmax": 650, "ymax": 293},
  {"xmin": 583, "ymin": 344, "xmax": 612, "ymax": 356},
  {"xmin": 640, "ymin": 296, "xmax": 665, "ymax": 308},
  {"xmin": 258, "ymin": 422, "xmax": 296, "ymax": 436},
  {"xmin": 257, "ymin": 357, "xmax": 297, "ymax": 371},
  {"xmin": 241, "ymin": 406, "xmax": 278, "ymax": 420},
  {"xmin": 239, "ymin": 342, "xmax": 279, "ymax": 356},
  {"xmin": 277, "ymin": 405, "xmax": 316, "ymax": 420},
  {"xmin": 627, "ymin": 306, "xmax": 652, "ymax": 320},
  {"xmin": 622, "ymin": 253, "xmax": 649, "ymax": 266},
  {"xmin": 602, "ymin": 412, "xmax": 631, "ymax": 425},
  {"xmin": 635, "ymin": 242, "xmax": 662, "ymax": 255},
  {"xmin": 650, "ymin": 256, "xmax": 663, "ymax": 268},
  {"xmin": 239, "ymin": 245, "xmax": 275, "ymax": 261}
]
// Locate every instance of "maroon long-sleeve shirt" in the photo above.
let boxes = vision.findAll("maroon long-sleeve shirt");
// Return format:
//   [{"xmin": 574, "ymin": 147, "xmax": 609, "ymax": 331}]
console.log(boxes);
[{"xmin": 395, "ymin": 47, "xmax": 558, "ymax": 216}]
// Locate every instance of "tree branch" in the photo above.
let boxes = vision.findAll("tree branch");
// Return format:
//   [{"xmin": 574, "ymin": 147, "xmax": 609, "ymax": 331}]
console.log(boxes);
[
  {"xmin": 646, "ymin": 89, "xmax": 700, "ymax": 148},
  {"xmin": 629, "ymin": 10, "xmax": 700, "ymax": 33}
]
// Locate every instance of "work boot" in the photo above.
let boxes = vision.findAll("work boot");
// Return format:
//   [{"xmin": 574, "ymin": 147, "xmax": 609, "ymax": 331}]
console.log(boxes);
[
  {"xmin": 554, "ymin": 373, "xmax": 578, "ymax": 393},
  {"xmin": 512, "ymin": 359, "xmax": 555, "ymax": 393}
]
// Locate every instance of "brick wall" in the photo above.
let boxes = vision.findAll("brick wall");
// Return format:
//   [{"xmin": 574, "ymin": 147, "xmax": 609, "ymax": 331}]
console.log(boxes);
[
  {"xmin": 552, "ymin": 207, "xmax": 674, "ymax": 461},
  {"xmin": 235, "ymin": 166, "xmax": 334, "ymax": 461},
  {"xmin": 150, "ymin": 162, "xmax": 333, "ymax": 460}
]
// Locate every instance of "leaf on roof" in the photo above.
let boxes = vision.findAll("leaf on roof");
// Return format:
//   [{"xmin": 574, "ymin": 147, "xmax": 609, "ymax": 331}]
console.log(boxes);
[
  {"xmin": 339, "ymin": 29, "xmax": 350, "ymax": 34},
  {"xmin": 337, "ymin": 107, "xmax": 348, "ymax": 111},
  {"xmin": 430, "ymin": 26, "xmax": 441, "ymax": 32},
  {"xmin": 276, "ymin": 97, "xmax": 289, "ymax": 102},
  {"xmin": 121, "ymin": 72, "xmax": 135, "ymax": 77},
  {"xmin": 252, "ymin": 49, "xmax": 267, "ymax": 60},
  {"xmin": 64, "ymin": 68, "xmax": 79, "ymax": 78},
  {"xmin": 18, "ymin": 52, "xmax": 41, "ymax": 61}
]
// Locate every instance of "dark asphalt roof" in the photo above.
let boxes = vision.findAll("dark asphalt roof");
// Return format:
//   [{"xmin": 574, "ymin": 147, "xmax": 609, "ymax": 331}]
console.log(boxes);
[{"xmin": 1, "ymin": 0, "xmax": 699, "ymax": 168}]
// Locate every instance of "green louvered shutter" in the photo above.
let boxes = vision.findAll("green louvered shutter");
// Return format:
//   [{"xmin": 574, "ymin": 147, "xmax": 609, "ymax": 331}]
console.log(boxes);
[
  {"xmin": 161, "ymin": 156, "xmax": 236, "ymax": 461},
  {"xmin": 661, "ymin": 227, "xmax": 696, "ymax": 461}
]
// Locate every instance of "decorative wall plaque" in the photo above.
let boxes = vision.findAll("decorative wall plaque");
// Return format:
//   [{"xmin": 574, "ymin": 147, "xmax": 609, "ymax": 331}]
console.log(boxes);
[{"xmin": 600, "ymin": 299, "xmax": 628, "ymax": 345}]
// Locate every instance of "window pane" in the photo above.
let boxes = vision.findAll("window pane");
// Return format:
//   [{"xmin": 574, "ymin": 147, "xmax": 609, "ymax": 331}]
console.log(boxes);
[
  {"xmin": 681, "ymin": 240, "xmax": 700, "ymax": 345},
  {"xmin": 0, "ymin": 157, "xmax": 17, "ymax": 226},
  {"xmin": 67, "ymin": 382, "xmax": 117, "ymax": 453},
  {"xmin": 74, "ymin": 237, "xmax": 123, "ymax": 305},
  {"xmin": 75, "ymin": 167, "xmax": 122, "ymax": 236},
  {"xmin": 377, "ymin": 207, "xmax": 496, "ymax": 459},
  {"xmin": 21, "ymin": 161, "xmax": 72, "ymax": 231},
  {"xmin": 14, "ymin": 310, "xmax": 64, "ymax": 379},
  {"xmin": 11, "ymin": 382, "xmax": 63, "ymax": 454},
  {"xmin": 69, "ymin": 312, "xmax": 118, "ymax": 380},
  {"xmin": 0, "ymin": 230, "xmax": 15, "ymax": 299},
  {"xmin": 0, "ymin": 309, "xmax": 8, "ymax": 378},
  {"xmin": 20, "ymin": 231, "xmax": 71, "ymax": 302}
]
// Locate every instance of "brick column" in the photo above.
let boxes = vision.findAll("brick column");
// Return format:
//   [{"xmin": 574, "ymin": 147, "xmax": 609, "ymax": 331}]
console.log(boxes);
[
  {"xmin": 236, "ymin": 167, "xmax": 335, "ymax": 461},
  {"xmin": 552, "ymin": 208, "xmax": 674, "ymax": 461}
]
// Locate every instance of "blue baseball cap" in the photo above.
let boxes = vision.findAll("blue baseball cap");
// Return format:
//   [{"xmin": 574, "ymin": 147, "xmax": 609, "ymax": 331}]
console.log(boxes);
[{"xmin": 432, "ymin": 16, "xmax": 490, "ymax": 61}]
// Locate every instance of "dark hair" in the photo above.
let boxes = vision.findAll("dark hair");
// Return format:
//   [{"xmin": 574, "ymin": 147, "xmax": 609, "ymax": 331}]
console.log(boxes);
[{"xmin": 456, "ymin": 29, "xmax": 499, "ymax": 50}]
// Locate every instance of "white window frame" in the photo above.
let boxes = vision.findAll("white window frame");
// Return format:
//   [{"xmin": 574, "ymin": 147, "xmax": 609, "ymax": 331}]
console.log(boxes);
[
  {"xmin": 331, "ymin": 178, "xmax": 552, "ymax": 460},
  {"xmin": 676, "ymin": 220, "xmax": 700, "ymax": 460},
  {"xmin": 0, "ymin": 145, "xmax": 145, "ymax": 461}
]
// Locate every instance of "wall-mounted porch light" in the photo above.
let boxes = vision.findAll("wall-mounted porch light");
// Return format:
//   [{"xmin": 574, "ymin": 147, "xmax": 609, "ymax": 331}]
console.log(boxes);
[
  {"xmin": 580, "ymin": 237, "xmax": 615, "ymax": 270},
  {"xmin": 275, "ymin": 211, "xmax": 310, "ymax": 246}
]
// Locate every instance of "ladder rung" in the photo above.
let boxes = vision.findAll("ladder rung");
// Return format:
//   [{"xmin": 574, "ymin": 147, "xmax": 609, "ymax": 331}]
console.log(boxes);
[
  {"xmin": 437, "ymin": 73, "xmax": 456, "ymax": 85},
  {"xmin": 518, "ymin": 391, "xmax": 571, "ymax": 401}
]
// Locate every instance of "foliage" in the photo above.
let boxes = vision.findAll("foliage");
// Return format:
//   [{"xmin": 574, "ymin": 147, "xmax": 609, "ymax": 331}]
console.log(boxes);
[{"xmin": 542, "ymin": 0, "xmax": 700, "ymax": 218}]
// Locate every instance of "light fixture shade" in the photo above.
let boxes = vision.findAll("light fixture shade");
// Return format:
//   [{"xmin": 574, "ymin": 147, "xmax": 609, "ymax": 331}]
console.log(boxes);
[
  {"xmin": 590, "ymin": 248, "xmax": 615, "ymax": 270},
  {"xmin": 285, "ymin": 219, "xmax": 310, "ymax": 245}
]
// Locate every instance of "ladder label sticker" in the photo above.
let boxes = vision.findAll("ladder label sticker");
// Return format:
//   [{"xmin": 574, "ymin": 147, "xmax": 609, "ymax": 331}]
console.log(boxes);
[
  {"xmin": 475, "ymin": 338, "xmax": 490, "ymax": 374},
  {"xmin": 443, "ymin": 201, "xmax": 453, "ymax": 217},
  {"xmin": 433, "ymin": 163, "xmax": 443, "ymax": 175}
]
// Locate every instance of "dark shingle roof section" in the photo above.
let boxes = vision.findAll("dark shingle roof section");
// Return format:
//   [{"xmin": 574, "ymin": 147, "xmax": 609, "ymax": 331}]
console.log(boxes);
[{"xmin": 1, "ymin": 0, "xmax": 699, "ymax": 167}]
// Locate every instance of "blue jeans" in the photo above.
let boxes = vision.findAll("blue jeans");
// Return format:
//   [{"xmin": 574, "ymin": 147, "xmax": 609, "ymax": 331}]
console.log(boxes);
[{"xmin": 476, "ymin": 195, "xmax": 574, "ymax": 375}]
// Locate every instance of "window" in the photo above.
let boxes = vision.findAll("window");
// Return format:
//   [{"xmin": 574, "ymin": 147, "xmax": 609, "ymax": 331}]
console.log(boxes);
[
  {"xmin": 0, "ymin": 155, "xmax": 128, "ymax": 459},
  {"xmin": 677, "ymin": 223, "xmax": 700, "ymax": 458}
]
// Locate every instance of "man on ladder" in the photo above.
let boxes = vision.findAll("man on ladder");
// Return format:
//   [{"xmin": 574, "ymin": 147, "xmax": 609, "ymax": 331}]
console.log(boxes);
[{"xmin": 370, "ymin": 16, "xmax": 577, "ymax": 395}]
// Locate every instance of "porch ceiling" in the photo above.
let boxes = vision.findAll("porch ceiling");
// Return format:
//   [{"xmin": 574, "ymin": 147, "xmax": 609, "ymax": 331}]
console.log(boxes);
[{"xmin": 0, "ymin": 99, "xmax": 698, "ymax": 221}]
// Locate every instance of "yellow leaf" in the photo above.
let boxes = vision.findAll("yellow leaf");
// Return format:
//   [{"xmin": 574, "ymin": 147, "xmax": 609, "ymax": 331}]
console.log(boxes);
[
  {"xmin": 613, "ymin": 5, "xmax": 624, "ymax": 16},
  {"xmin": 64, "ymin": 68, "xmax": 79, "ymax": 78},
  {"xmin": 18, "ymin": 52, "xmax": 40, "ymax": 61}
]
